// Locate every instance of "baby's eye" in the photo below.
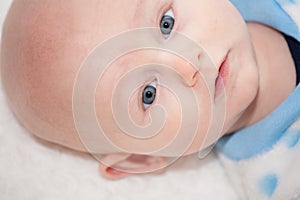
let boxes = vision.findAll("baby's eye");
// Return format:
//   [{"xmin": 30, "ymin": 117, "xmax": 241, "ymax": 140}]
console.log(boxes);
[
  {"xmin": 142, "ymin": 81, "xmax": 157, "ymax": 110},
  {"xmin": 160, "ymin": 9, "xmax": 175, "ymax": 38}
]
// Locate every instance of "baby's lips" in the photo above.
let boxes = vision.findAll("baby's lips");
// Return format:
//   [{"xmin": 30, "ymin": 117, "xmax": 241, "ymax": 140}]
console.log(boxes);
[{"xmin": 98, "ymin": 153, "xmax": 169, "ymax": 180}]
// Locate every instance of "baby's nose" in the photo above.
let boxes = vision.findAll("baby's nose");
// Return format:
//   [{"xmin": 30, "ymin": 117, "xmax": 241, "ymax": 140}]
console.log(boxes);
[
  {"xmin": 156, "ymin": 50, "xmax": 201, "ymax": 87},
  {"xmin": 174, "ymin": 61, "xmax": 199, "ymax": 87}
]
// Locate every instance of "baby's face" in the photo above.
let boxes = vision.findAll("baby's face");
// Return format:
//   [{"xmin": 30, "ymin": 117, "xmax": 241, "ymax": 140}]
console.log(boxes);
[{"xmin": 1, "ymin": 0, "xmax": 259, "ymax": 157}]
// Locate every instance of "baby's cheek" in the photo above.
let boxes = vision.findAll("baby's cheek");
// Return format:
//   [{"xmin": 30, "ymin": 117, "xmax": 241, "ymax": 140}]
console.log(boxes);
[{"xmin": 158, "ymin": 77, "xmax": 213, "ymax": 156}]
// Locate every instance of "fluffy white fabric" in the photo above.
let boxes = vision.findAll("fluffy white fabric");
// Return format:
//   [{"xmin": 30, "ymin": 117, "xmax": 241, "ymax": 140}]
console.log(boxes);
[{"xmin": 0, "ymin": 1, "xmax": 237, "ymax": 199}]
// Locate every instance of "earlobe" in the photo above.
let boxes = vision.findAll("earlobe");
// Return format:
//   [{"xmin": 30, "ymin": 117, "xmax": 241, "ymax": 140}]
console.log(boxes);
[
  {"xmin": 98, "ymin": 153, "xmax": 169, "ymax": 180},
  {"xmin": 98, "ymin": 153, "xmax": 132, "ymax": 180}
]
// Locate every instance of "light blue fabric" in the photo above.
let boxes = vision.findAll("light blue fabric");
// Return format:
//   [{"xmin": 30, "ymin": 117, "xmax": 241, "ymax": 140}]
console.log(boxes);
[
  {"xmin": 229, "ymin": 0, "xmax": 300, "ymax": 41},
  {"xmin": 259, "ymin": 174, "xmax": 279, "ymax": 198}
]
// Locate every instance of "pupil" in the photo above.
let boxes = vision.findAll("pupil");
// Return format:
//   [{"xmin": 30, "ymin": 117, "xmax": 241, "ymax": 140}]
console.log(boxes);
[
  {"xmin": 163, "ymin": 22, "xmax": 170, "ymax": 29},
  {"xmin": 146, "ymin": 91, "xmax": 153, "ymax": 98}
]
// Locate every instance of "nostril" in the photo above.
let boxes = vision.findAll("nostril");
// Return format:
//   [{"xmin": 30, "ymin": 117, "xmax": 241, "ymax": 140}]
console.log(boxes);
[
  {"xmin": 188, "ymin": 71, "xmax": 199, "ymax": 87},
  {"xmin": 193, "ymin": 71, "xmax": 199, "ymax": 80},
  {"xmin": 198, "ymin": 54, "xmax": 202, "ymax": 61}
]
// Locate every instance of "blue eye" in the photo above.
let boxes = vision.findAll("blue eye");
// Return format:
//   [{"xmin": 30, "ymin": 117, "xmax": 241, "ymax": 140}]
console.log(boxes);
[
  {"xmin": 160, "ymin": 9, "xmax": 175, "ymax": 38},
  {"xmin": 142, "ymin": 81, "xmax": 157, "ymax": 110}
]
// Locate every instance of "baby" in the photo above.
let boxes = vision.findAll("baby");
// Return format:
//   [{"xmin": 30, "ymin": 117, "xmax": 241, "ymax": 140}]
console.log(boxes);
[{"xmin": 1, "ymin": 0, "xmax": 300, "ymax": 199}]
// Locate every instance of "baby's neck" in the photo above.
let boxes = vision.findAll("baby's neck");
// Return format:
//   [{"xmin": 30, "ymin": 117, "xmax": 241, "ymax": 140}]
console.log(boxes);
[{"xmin": 231, "ymin": 22, "xmax": 296, "ymax": 132}]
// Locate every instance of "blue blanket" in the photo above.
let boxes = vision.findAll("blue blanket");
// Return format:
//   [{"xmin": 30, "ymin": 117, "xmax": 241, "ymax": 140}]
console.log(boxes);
[
  {"xmin": 230, "ymin": 0, "xmax": 300, "ymax": 41},
  {"xmin": 216, "ymin": 1, "xmax": 300, "ymax": 199}
]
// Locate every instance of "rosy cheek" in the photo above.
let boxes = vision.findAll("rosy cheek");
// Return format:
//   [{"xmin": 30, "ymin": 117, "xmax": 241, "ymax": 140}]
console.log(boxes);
[
  {"xmin": 156, "ymin": 87, "xmax": 179, "ymax": 125},
  {"xmin": 158, "ymin": 79, "xmax": 214, "ymax": 156},
  {"xmin": 152, "ymin": 87, "xmax": 183, "ymax": 144}
]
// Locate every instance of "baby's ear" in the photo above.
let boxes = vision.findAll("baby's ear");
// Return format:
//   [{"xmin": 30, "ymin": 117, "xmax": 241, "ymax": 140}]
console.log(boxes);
[{"xmin": 98, "ymin": 153, "xmax": 169, "ymax": 180}]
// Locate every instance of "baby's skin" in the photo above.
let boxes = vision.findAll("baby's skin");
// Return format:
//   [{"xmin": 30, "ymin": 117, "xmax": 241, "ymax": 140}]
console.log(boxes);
[{"xmin": 0, "ymin": 0, "xmax": 296, "ymax": 179}]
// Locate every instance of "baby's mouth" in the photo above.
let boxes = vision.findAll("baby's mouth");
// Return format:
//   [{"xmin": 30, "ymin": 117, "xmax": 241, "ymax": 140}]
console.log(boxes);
[{"xmin": 215, "ymin": 53, "xmax": 229, "ymax": 97}]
